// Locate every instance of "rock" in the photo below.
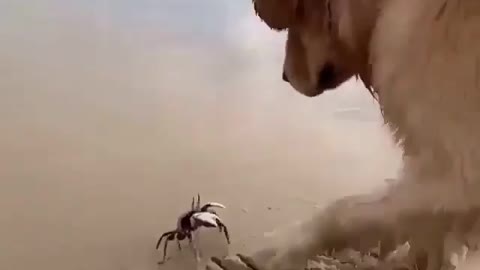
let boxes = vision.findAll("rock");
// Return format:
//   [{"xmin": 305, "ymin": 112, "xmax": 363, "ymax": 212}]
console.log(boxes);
[
  {"xmin": 207, "ymin": 242, "xmax": 417, "ymax": 270},
  {"xmin": 207, "ymin": 256, "xmax": 250, "ymax": 270}
]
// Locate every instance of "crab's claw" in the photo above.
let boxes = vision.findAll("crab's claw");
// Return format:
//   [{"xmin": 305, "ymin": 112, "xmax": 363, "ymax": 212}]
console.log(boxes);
[
  {"xmin": 200, "ymin": 202, "xmax": 226, "ymax": 212},
  {"xmin": 191, "ymin": 212, "xmax": 222, "ymax": 228}
]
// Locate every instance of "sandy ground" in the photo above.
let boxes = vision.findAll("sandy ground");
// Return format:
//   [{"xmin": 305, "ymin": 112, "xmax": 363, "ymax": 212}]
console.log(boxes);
[{"xmin": 2, "ymin": 1, "xmax": 479, "ymax": 270}]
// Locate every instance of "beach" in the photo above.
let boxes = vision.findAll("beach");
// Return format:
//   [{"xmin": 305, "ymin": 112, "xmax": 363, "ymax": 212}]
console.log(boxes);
[{"xmin": 5, "ymin": 1, "xmax": 475, "ymax": 270}]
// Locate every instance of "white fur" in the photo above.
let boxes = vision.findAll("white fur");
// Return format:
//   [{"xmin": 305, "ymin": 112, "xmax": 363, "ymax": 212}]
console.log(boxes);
[
  {"xmin": 237, "ymin": 1, "xmax": 480, "ymax": 270},
  {"xmin": 374, "ymin": 0, "xmax": 480, "ymax": 210}
]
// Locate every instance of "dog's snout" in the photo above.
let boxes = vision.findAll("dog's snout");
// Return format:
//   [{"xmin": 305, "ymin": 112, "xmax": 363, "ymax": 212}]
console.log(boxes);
[
  {"xmin": 282, "ymin": 72, "xmax": 290, "ymax": 83},
  {"xmin": 317, "ymin": 62, "xmax": 336, "ymax": 88}
]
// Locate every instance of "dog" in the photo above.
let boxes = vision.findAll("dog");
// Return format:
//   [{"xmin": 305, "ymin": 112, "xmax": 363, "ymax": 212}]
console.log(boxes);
[{"xmin": 208, "ymin": 0, "xmax": 480, "ymax": 270}]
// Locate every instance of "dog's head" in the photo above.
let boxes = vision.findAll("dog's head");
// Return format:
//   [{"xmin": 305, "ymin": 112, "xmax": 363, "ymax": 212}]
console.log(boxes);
[{"xmin": 253, "ymin": 0, "xmax": 380, "ymax": 97}]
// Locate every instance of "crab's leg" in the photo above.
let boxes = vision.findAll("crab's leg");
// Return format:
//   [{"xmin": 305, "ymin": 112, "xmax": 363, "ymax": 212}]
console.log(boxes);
[
  {"xmin": 156, "ymin": 230, "xmax": 176, "ymax": 250},
  {"xmin": 196, "ymin": 230, "xmax": 202, "ymax": 258},
  {"xmin": 162, "ymin": 233, "xmax": 175, "ymax": 263},
  {"xmin": 177, "ymin": 239, "xmax": 182, "ymax": 251},
  {"xmin": 189, "ymin": 230, "xmax": 202, "ymax": 263},
  {"xmin": 187, "ymin": 231, "xmax": 193, "ymax": 243},
  {"xmin": 216, "ymin": 219, "xmax": 230, "ymax": 244},
  {"xmin": 187, "ymin": 231, "xmax": 194, "ymax": 253}
]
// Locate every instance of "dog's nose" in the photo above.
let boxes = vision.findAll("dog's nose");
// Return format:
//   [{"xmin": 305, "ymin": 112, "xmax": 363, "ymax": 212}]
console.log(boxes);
[
  {"xmin": 317, "ymin": 62, "xmax": 336, "ymax": 88},
  {"xmin": 282, "ymin": 72, "xmax": 289, "ymax": 82}
]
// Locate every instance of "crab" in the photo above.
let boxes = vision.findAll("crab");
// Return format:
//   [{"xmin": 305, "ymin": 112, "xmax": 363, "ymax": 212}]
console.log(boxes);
[{"xmin": 156, "ymin": 194, "xmax": 230, "ymax": 264}]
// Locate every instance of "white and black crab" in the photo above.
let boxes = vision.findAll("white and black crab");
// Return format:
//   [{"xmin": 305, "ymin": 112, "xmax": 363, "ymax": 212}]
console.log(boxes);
[{"xmin": 156, "ymin": 194, "xmax": 230, "ymax": 264}]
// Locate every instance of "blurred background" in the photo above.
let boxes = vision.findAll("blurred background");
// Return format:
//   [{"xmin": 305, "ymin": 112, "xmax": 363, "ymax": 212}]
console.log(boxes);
[{"xmin": 0, "ymin": 0, "xmax": 402, "ymax": 269}]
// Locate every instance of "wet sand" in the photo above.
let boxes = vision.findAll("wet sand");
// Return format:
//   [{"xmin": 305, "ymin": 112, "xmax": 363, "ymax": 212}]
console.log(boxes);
[{"xmin": 2, "ymin": 1, "xmax": 477, "ymax": 270}]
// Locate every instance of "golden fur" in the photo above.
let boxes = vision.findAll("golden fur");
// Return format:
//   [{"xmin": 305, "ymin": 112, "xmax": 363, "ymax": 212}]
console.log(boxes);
[{"xmin": 248, "ymin": 0, "xmax": 480, "ymax": 269}]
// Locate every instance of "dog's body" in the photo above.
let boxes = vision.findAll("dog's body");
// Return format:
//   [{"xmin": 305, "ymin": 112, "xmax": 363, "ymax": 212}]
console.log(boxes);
[{"xmin": 244, "ymin": 0, "xmax": 480, "ymax": 270}]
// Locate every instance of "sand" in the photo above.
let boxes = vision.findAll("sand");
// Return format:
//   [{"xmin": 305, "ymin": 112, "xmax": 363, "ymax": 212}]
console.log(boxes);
[{"xmin": 1, "ymin": 1, "xmax": 478, "ymax": 270}]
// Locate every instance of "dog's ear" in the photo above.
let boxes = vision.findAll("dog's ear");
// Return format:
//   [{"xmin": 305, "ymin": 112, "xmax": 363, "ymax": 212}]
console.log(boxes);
[{"xmin": 252, "ymin": 0, "xmax": 298, "ymax": 30}]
